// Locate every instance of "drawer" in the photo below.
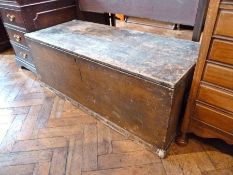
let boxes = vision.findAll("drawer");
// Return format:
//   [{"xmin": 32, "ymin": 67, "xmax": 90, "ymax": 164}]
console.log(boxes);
[
  {"xmin": 203, "ymin": 63, "xmax": 233, "ymax": 90},
  {"xmin": 215, "ymin": 10, "xmax": 233, "ymax": 38},
  {"xmin": 0, "ymin": 8, "xmax": 25, "ymax": 28},
  {"xmin": 209, "ymin": 39, "xmax": 233, "ymax": 65},
  {"xmin": 6, "ymin": 27, "xmax": 27, "ymax": 46},
  {"xmin": 12, "ymin": 43, "xmax": 33, "ymax": 64},
  {"xmin": 197, "ymin": 84, "xmax": 233, "ymax": 113},
  {"xmin": 194, "ymin": 103, "xmax": 233, "ymax": 134}
]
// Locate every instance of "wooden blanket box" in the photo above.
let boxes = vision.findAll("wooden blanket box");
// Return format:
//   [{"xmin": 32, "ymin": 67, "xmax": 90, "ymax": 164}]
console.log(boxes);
[{"xmin": 25, "ymin": 20, "xmax": 199, "ymax": 158}]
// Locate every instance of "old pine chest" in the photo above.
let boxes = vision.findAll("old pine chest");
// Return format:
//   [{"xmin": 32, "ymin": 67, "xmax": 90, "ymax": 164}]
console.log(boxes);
[{"xmin": 25, "ymin": 20, "xmax": 199, "ymax": 157}]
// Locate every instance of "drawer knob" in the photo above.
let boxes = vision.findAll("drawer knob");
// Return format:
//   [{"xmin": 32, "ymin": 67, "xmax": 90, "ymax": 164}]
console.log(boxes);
[
  {"xmin": 6, "ymin": 14, "xmax": 15, "ymax": 22},
  {"xmin": 13, "ymin": 34, "xmax": 21, "ymax": 42},
  {"xmin": 20, "ymin": 52, "xmax": 27, "ymax": 59}
]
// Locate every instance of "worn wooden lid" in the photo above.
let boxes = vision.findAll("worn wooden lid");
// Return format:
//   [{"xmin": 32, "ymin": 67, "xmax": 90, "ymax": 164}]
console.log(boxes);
[{"xmin": 26, "ymin": 20, "xmax": 199, "ymax": 88}]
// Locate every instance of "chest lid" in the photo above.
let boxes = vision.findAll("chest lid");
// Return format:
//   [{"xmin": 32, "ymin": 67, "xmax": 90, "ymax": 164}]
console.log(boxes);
[{"xmin": 25, "ymin": 20, "xmax": 200, "ymax": 89}]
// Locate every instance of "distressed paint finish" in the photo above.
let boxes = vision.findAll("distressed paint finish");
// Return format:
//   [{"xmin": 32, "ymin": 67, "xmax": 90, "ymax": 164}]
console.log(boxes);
[
  {"xmin": 26, "ymin": 20, "xmax": 199, "ymax": 151},
  {"xmin": 26, "ymin": 20, "xmax": 199, "ymax": 88}
]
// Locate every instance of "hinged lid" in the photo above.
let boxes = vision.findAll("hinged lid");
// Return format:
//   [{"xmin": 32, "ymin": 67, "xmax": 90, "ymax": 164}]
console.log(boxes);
[{"xmin": 26, "ymin": 20, "xmax": 200, "ymax": 89}]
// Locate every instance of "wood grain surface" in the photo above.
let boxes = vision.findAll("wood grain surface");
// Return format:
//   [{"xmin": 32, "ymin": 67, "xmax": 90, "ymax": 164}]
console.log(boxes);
[{"xmin": 0, "ymin": 49, "xmax": 232, "ymax": 175}]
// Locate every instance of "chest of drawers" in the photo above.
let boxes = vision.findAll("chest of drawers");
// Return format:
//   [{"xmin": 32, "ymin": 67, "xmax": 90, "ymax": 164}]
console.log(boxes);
[
  {"xmin": 0, "ymin": 0, "xmax": 76, "ymax": 72},
  {"xmin": 0, "ymin": 16, "xmax": 10, "ymax": 52},
  {"xmin": 178, "ymin": 0, "xmax": 233, "ymax": 145}
]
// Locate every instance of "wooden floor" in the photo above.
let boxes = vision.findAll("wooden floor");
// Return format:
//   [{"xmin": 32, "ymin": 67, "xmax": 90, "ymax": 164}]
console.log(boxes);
[{"xmin": 0, "ymin": 49, "xmax": 232, "ymax": 175}]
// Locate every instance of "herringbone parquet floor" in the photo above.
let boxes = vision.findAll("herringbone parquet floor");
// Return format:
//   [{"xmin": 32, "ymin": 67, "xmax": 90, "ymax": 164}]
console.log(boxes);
[{"xmin": 0, "ymin": 49, "xmax": 232, "ymax": 175}]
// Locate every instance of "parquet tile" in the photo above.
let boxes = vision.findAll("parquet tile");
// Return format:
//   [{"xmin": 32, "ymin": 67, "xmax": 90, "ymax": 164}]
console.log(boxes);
[
  {"xmin": 0, "ymin": 49, "xmax": 232, "ymax": 175},
  {"xmin": 0, "ymin": 164, "xmax": 35, "ymax": 175}
]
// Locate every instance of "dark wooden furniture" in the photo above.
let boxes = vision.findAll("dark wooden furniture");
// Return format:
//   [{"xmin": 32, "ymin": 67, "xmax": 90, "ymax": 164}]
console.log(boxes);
[
  {"xmin": 0, "ymin": 0, "xmax": 77, "ymax": 73},
  {"xmin": 79, "ymin": 0, "xmax": 198, "ymax": 25},
  {"xmin": 75, "ymin": 0, "xmax": 111, "ymax": 26},
  {"xmin": 26, "ymin": 20, "xmax": 199, "ymax": 158},
  {"xmin": 177, "ymin": 0, "xmax": 233, "ymax": 146},
  {"xmin": 0, "ymin": 16, "xmax": 10, "ymax": 52},
  {"xmin": 78, "ymin": 0, "xmax": 209, "ymax": 41},
  {"xmin": 192, "ymin": 0, "xmax": 209, "ymax": 41}
]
